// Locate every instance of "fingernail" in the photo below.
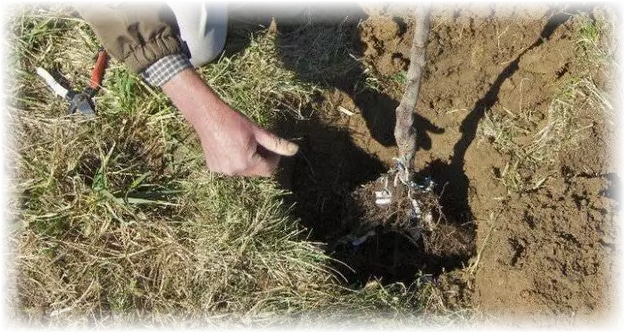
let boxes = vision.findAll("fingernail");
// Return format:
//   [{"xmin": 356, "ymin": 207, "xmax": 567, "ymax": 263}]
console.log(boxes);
[{"xmin": 288, "ymin": 141, "xmax": 299, "ymax": 154}]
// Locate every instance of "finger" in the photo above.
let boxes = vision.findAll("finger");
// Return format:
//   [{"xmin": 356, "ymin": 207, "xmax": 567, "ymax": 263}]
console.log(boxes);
[
  {"xmin": 244, "ymin": 148, "xmax": 281, "ymax": 177},
  {"xmin": 254, "ymin": 127, "xmax": 299, "ymax": 156}
]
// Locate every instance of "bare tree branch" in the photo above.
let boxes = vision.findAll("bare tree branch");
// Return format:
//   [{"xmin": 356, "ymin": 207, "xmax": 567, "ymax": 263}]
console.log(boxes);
[{"xmin": 395, "ymin": 5, "xmax": 430, "ymax": 176}]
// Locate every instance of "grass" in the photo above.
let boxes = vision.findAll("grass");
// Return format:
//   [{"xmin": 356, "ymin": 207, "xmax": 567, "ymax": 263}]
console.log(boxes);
[
  {"xmin": 6, "ymin": 5, "xmax": 460, "ymax": 329},
  {"xmin": 198, "ymin": 31, "xmax": 320, "ymax": 123},
  {"xmin": 476, "ymin": 12, "xmax": 615, "ymax": 193}
]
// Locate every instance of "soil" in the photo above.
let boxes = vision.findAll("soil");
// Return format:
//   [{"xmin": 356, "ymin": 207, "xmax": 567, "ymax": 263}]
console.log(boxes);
[{"xmin": 251, "ymin": 2, "xmax": 619, "ymax": 325}]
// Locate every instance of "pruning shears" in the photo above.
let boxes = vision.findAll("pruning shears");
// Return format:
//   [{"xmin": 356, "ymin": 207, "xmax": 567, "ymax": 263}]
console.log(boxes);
[{"xmin": 36, "ymin": 48, "xmax": 108, "ymax": 118}]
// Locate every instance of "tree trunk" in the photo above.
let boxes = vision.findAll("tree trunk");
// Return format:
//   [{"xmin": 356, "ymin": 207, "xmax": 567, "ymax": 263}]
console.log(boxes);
[{"xmin": 394, "ymin": 5, "xmax": 430, "ymax": 177}]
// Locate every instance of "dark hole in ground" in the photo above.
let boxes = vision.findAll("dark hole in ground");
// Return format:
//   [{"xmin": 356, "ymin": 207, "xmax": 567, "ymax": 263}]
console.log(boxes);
[
  {"xmin": 330, "ymin": 173, "xmax": 476, "ymax": 286},
  {"xmin": 277, "ymin": 114, "xmax": 476, "ymax": 287},
  {"xmin": 225, "ymin": 4, "xmax": 478, "ymax": 287},
  {"xmin": 332, "ymin": 227, "xmax": 430, "ymax": 285},
  {"xmin": 258, "ymin": 5, "xmax": 477, "ymax": 287},
  {"xmin": 276, "ymin": 116, "xmax": 387, "ymax": 242}
]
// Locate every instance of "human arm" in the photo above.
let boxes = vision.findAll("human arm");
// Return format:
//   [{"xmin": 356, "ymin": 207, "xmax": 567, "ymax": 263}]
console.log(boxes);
[
  {"xmin": 75, "ymin": 3, "xmax": 182, "ymax": 73},
  {"xmin": 76, "ymin": 3, "xmax": 298, "ymax": 176}
]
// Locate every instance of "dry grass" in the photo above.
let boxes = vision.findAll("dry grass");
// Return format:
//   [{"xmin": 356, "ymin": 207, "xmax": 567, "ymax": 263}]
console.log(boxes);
[{"xmin": 199, "ymin": 31, "xmax": 321, "ymax": 122}]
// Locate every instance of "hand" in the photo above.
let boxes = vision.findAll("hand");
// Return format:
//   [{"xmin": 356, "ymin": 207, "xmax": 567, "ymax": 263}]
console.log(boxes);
[
  {"xmin": 162, "ymin": 68, "xmax": 298, "ymax": 176},
  {"xmin": 195, "ymin": 108, "xmax": 299, "ymax": 176}
]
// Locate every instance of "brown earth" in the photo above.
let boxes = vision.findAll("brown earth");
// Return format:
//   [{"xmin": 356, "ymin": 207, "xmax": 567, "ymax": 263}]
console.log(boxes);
[{"xmin": 263, "ymin": 2, "xmax": 619, "ymax": 325}]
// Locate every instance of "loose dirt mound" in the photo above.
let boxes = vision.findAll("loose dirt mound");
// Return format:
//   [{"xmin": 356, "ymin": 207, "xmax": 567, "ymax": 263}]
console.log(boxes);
[{"xmin": 278, "ymin": 3, "xmax": 618, "ymax": 324}]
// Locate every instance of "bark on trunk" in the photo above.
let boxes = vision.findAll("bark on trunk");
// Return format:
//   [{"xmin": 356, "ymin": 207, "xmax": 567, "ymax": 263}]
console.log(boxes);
[{"xmin": 394, "ymin": 5, "xmax": 430, "ymax": 176}]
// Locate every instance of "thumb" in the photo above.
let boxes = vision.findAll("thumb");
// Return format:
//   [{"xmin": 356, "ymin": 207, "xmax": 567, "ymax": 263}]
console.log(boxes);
[{"xmin": 254, "ymin": 127, "xmax": 299, "ymax": 156}]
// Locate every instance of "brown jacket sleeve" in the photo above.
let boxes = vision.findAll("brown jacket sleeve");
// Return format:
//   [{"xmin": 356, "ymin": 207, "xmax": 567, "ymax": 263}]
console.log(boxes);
[{"xmin": 76, "ymin": 2, "xmax": 184, "ymax": 73}]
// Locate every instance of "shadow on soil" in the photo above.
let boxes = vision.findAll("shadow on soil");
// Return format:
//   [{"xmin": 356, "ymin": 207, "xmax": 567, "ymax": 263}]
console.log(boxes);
[
  {"xmin": 415, "ymin": 9, "xmax": 573, "ymax": 222},
  {"xmin": 227, "ymin": 5, "xmax": 473, "ymax": 287},
  {"xmin": 225, "ymin": 5, "xmax": 571, "ymax": 287}
]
